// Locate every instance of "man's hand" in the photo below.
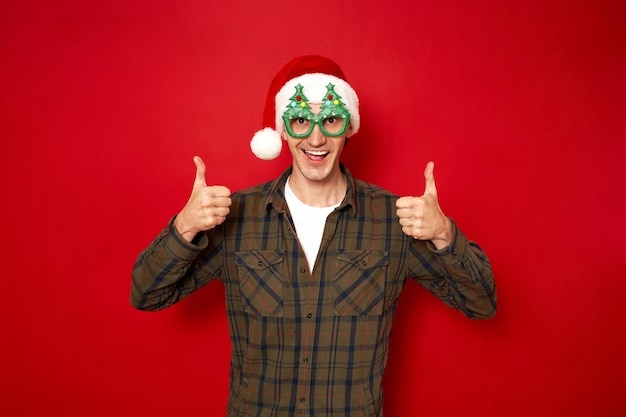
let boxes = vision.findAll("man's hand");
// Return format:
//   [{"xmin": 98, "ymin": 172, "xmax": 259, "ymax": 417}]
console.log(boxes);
[
  {"xmin": 396, "ymin": 161, "xmax": 452, "ymax": 250},
  {"xmin": 174, "ymin": 156, "xmax": 232, "ymax": 242}
]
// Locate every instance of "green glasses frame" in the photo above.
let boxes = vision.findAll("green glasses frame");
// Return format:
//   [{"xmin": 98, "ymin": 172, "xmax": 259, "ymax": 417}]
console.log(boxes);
[{"xmin": 283, "ymin": 108, "xmax": 350, "ymax": 138}]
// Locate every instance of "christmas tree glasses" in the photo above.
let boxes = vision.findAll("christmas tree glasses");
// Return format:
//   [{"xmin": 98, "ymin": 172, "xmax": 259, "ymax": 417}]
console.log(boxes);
[{"xmin": 282, "ymin": 83, "xmax": 351, "ymax": 139}]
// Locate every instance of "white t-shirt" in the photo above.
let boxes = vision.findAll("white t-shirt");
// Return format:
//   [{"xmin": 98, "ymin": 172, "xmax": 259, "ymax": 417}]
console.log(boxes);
[{"xmin": 285, "ymin": 178, "xmax": 340, "ymax": 271}]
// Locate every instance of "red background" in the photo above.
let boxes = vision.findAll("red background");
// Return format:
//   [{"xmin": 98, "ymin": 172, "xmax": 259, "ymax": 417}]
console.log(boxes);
[{"xmin": 2, "ymin": 0, "xmax": 625, "ymax": 415}]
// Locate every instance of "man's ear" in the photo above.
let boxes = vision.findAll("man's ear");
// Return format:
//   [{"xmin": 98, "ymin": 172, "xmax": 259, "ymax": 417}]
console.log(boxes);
[{"xmin": 346, "ymin": 123, "xmax": 354, "ymax": 137}]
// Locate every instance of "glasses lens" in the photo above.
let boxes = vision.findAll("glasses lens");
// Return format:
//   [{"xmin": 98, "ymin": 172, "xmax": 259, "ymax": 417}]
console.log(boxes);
[
  {"xmin": 321, "ymin": 116, "xmax": 347, "ymax": 136},
  {"xmin": 289, "ymin": 118, "xmax": 311, "ymax": 136}
]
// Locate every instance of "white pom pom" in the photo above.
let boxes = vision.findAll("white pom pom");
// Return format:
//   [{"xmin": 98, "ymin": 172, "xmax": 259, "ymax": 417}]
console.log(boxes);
[{"xmin": 250, "ymin": 128, "xmax": 282, "ymax": 160}]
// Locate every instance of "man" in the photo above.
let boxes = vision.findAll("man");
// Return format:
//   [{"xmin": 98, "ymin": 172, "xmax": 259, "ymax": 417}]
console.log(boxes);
[{"xmin": 131, "ymin": 55, "xmax": 496, "ymax": 416}]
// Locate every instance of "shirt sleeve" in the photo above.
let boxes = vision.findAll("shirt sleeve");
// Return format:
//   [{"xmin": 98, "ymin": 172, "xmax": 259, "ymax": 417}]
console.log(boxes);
[
  {"xmin": 409, "ymin": 219, "xmax": 497, "ymax": 319},
  {"xmin": 130, "ymin": 216, "xmax": 222, "ymax": 311}
]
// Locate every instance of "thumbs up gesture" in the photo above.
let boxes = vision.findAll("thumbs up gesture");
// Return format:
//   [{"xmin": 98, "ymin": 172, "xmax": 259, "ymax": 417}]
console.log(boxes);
[
  {"xmin": 396, "ymin": 162, "xmax": 452, "ymax": 250},
  {"xmin": 174, "ymin": 156, "xmax": 232, "ymax": 242}
]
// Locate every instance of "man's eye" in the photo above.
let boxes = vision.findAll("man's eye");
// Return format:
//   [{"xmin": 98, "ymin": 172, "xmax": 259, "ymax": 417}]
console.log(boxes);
[{"xmin": 296, "ymin": 118, "xmax": 306, "ymax": 124}]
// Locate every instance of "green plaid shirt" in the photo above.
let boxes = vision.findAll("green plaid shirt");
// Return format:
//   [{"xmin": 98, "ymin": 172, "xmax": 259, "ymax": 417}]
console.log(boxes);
[{"xmin": 131, "ymin": 164, "xmax": 496, "ymax": 416}]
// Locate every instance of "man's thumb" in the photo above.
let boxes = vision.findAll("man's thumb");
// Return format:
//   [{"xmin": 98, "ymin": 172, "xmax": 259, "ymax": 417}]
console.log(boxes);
[
  {"xmin": 423, "ymin": 161, "xmax": 437, "ymax": 196},
  {"xmin": 193, "ymin": 156, "xmax": 207, "ymax": 188}
]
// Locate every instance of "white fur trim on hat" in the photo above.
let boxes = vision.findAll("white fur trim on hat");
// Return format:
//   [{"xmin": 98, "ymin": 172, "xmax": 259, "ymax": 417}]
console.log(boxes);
[{"xmin": 274, "ymin": 73, "xmax": 360, "ymax": 137}]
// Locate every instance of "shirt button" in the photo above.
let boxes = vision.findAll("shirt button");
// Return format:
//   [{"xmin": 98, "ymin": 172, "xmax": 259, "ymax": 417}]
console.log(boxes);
[
  {"xmin": 300, "ymin": 397, "xmax": 306, "ymax": 403},
  {"xmin": 303, "ymin": 357, "xmax": 309, "ymax": 363},
  {"xmin": 300, "ymin": 267, "xmax": 306, "ymax": 274},
  {"xmin": 307, "ymin": 313, "xmax": 313, "ymax": 318}
]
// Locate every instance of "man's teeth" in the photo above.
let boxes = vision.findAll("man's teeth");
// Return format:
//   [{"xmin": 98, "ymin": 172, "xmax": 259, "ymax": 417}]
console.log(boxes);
[{"xmin": 305, "ymin": 150, "xmax": 329, "ymax": 156}]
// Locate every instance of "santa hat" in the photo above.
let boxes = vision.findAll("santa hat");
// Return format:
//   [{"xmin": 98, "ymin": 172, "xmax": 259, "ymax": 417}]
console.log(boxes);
[{"xmin": 250, "ymin": 55, "xmax": 360, "ymax": 160}]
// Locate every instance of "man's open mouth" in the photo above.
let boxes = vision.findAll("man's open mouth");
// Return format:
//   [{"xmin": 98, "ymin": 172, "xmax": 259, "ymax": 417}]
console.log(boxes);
[{"xmin": 303, "ymin": 150, "xmax": 329, "ymax": 160}]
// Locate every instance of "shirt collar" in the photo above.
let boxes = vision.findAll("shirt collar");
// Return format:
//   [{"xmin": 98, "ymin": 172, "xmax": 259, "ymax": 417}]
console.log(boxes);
[{"xmin": 265, "ymin": 163, "xmax": 357, "ymax": 217}]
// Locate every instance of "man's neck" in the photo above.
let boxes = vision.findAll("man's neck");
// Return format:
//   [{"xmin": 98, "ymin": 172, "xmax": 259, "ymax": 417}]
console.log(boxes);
[{"xmin": 287, "ymin": 170, "xmax": 347, "ymax": 208}]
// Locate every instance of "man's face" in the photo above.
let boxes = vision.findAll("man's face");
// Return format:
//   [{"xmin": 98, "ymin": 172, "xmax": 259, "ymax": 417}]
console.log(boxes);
[{"xmin": 282, "ymin": 103, "xmax": 353, "ymax": 185}]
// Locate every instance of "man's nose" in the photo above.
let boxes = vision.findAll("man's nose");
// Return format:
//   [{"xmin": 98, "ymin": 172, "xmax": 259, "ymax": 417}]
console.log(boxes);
[{"xmin": 306, "ymin": 124, "xmax": 326, "ymax": 146}]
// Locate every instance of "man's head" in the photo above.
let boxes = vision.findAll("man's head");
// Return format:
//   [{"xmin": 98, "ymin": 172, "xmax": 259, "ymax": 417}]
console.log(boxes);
[{"xmin": 250, "ymin": 55, "xmax": 360, "ymax": 160}]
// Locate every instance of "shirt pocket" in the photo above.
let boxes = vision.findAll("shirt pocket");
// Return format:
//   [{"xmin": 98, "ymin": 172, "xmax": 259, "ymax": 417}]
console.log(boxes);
[
  {"xmin": 235, "ymin": 250, "xmax": 284, "ymax": 317},
  {"xmin": 334, "ymin": 250, "xmax": 389, "ymax": 316}
]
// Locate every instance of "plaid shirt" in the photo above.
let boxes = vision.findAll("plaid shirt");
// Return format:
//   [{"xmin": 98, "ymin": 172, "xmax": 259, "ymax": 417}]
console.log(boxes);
[{"xmin": 131, "ymin": 164, "xmax": 496, "ymax": 417}]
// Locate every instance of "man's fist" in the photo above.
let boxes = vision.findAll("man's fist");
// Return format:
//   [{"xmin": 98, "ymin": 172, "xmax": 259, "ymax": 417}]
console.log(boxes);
[
  {"xmin": 396, "ymin": 161, "xmax": 452, "ymax": 249},
  {"xmin": 174, "ymin": 156, "xmax": 232, "ymax": 242}
]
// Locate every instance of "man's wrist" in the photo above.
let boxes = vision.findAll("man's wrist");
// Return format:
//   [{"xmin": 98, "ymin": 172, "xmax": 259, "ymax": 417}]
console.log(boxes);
[
  {"xmin": 431, "ymin": 217, "xmax": 452, "ymax": 250},
  {"xmin": 173, "ymin": 213, "xmax": 198, "ymax": 242}
]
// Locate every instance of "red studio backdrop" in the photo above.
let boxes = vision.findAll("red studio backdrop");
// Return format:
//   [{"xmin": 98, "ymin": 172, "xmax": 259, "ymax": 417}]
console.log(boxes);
[{"xmin": 1, "ymin": 0, "xmax": 625, "ymax": 416}]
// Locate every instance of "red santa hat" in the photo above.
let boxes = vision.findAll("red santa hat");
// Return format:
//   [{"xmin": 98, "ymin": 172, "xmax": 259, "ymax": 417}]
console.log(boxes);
[{"xmin": 250, "ymin": 55, "xmax": 360, "ymax": 160}]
